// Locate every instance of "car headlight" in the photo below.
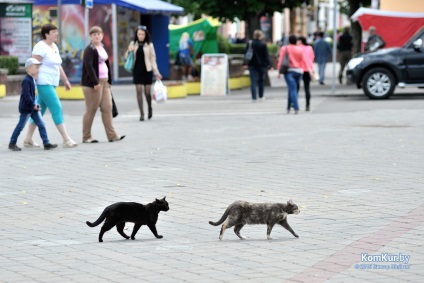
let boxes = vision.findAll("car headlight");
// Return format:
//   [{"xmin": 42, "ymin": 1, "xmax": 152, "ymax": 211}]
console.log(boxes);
[{"xmin": 347, "ymin": 57, "xmax": 364, "ymax": 70}]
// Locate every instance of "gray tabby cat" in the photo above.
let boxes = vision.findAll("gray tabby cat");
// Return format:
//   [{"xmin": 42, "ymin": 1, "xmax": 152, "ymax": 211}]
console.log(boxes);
[{"xmin": 209, "ymin": 200, "xmax": 300, "ymax": 240}]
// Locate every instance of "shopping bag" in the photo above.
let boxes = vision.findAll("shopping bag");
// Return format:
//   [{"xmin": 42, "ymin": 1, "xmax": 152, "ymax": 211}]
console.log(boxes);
[
  {"xmin": 309, "ymin": 67, "xmax": 319, "ymax": 81},
  {"xmin": 124, "ymin": 51, "xmax": 134, "ymax": 73},
  {"xmin": 153, "ymin": 80, "xmax": 167, "ymax": 103},
  {"xmin": 111, "ymin": 95, "xmax": 118, "ymax": 118}
]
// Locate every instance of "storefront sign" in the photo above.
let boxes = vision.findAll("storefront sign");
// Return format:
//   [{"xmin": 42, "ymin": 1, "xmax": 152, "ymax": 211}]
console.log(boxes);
[{"xmin": 0, "ymin": 3, "xmax": 32, "ymax": 63}]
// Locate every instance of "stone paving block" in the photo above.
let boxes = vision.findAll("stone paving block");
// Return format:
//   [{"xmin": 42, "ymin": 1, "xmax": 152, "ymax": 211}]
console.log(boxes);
[{"xmin": 1, "ymin": 86, "xmax": 423, "ymax": 282}]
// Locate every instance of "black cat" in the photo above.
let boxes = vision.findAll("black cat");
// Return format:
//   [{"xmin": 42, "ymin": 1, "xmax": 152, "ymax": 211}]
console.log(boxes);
[
  {"xmin": 209, "ymin": 200, "xmax": 300, "ymax": 240},
  {"xmin": 86, "ymin": 197, "xmax": 169, "ymax": 242}
]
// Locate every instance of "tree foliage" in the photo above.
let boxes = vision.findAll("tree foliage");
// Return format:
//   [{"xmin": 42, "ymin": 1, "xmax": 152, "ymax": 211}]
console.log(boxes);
[
  {"xmin": 340, "ymin": 0, "xmax": 372, "ymax": 53},
  {"xmin": 174, "ymin": 0, "xmax": 310, "ymax": 38}
]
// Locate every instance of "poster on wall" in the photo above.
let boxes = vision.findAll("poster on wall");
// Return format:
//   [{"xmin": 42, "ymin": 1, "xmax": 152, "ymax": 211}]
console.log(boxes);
[
  {"xmin": 200, "ymin": 54, "xmax": 229, "ymax": 96},
  {"xmin": 116, "ymin": 6, "xmax": 140, "ymax": 78},
  {"xmin": 32, "ymin": 4, "xmax": 114, "ymax": 83},
  {"xmin": 0, "ymin": 3, "xmax": 32, "ymax": 64},
  {"xmin": 33, "ymin": 5, "xmax": 85, "ymax": 82}
]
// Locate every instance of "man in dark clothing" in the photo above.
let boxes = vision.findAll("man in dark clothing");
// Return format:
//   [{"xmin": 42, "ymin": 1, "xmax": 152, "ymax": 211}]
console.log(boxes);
[
  {"xmin": 337, "ymin": 27, "xmax": 353, "ymax": 84},
  {"xmin": 365, "ymin": 26, "xmax": 386, "ymax": 52},
  {"xmin": 244, "ymin": 30, "xmax": 271, "ymax": 101}
]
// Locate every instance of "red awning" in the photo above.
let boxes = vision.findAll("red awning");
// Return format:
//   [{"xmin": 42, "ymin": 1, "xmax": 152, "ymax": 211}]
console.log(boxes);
[{"xmin": 351, "ymin": 8, "xmax": 424, "ymax": 48}]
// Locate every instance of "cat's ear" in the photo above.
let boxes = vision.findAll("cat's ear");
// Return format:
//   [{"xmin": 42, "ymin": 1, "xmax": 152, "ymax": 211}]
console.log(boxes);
[
  {"xmin": 288, "ymin": 199, "xmax": 294, "ymax": 205},
  {"xmin": 163, "ymin": 196, "xmax": 166, "ymax": 200},
  {"xmin": 155, "ymin": 198, "xmax": 159, "ymax": 202}
]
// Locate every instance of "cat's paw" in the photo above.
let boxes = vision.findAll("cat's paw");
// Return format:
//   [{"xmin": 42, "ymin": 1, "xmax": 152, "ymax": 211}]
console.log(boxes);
[
  {"xmin": 294, "ymin": 233, "xmax": 299, "ymax": 238},
  {"xmin": 99, "ymin": 239, "xmax": 103, "ymax": 243},
  {"xmin": 267, "ymin": 236, "xmax": 272, "ymax": 240},
  {"xmin": 157, "ymin": 235, "xmax": 163, "ymax": 239},
  {"xmin": 131, "ymin": 237, "xmax": 136, "ymax": 240}
]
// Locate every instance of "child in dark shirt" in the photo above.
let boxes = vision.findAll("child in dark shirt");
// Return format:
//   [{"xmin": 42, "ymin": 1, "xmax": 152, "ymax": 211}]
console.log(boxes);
[{"xmin": 8, "ymin": 58, "xmax": 57, "ymax": 151}]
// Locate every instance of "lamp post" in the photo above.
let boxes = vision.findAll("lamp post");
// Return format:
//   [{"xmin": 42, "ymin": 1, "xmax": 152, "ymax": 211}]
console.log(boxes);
[
  {"xmin": 331, "ymin": 0, "xmax": 337, "ymax": 94},
  {"xmin": 58, "ymin": 0, "xmax": 62, "ymax": 51}
]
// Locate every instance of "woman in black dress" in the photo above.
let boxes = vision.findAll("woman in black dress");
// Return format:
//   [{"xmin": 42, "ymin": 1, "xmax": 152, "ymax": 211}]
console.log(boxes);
[{"xmin": 126, "ymin": 25, "xmax": 162, "ymax": 121}]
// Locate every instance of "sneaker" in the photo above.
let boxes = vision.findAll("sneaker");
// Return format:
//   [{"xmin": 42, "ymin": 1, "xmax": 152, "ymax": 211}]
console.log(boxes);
[
  {"xmin": 44, "ymin": 143, "xmax": 58, "ymax": 150},
  {"xmin": 23, "ymin": 139, "xmax": 40, "ymax": 148},
  {"xmin": 187, "ymin": 75, "xmax": 194, "ymax": 81},
  {"xmin": 63, "ymin": 140, "xmax": 78, "ymax": 148},
  {"xmin": 8, "ymin": 144, "xmax": 22, "ymax": 151},
  {"xmin": 260, "ymin": 97, "xmax": 266, "ymax": 101}
]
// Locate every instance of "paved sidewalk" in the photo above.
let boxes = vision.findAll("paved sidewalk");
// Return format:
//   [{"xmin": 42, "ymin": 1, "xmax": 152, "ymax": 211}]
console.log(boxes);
[{"xmin": 0, "ymin": 83, "xmax": 423, "ymax": 282}]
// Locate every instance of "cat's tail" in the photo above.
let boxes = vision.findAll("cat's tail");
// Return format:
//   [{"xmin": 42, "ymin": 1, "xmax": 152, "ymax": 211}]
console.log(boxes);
[
  {"xmin": 86, "ymin": 209, "xmax": 108, "ymax": 227},
  {"xmin": 209, "ymin": 206, "xmax": 231, "ymax": 226}
]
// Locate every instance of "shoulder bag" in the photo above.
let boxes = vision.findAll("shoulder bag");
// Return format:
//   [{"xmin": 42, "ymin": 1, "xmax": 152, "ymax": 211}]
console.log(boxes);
[
  {"xmin": 124, "ymin": 51, "xmax": 134, "ymax": 73},
  {"xmin": 279, "ymin": 46, "xmax": 290, "ymax": 74},
  {"xmin": 244, "ymin": 40, "xmax": 253, "ymax": 63}
]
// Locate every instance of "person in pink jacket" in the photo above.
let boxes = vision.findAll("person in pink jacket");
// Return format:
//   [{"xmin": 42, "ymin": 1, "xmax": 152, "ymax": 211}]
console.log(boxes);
[
  {"xmin": 277, "ymin": 35, "xmax": 308, "ymax": 114},
  {"xmin": 297, "ymin": 36, "xmax": 315, "ymax": 111}
]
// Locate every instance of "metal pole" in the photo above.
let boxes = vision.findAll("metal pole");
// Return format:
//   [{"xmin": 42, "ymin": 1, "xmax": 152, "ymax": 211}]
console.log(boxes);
[
  {"xmin": 58, "ymin": 0, "xmax": 62, "ymax": 51},
  {"xmin": 84, "ymin": 7, "xmax": 89, "ymax": 45},
  {"xmin": 314, "ymin": 0, "xmax": 319, "ymax": 30},
  {"xmin": 331, "ymin": 0, "xmax": 337, "ymax": 94}
]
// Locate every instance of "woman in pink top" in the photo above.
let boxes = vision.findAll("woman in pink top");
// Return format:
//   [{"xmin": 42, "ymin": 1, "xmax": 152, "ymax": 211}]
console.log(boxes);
[
  {"xmin": 297, "ymin": 36, "xmax": 315, "ymax": 111},
  {"xmin": 277, "ymin": 35, "xmax": 307, "ymax": 114},
  {"xmin": 81, "ymin": 26, "xmax": 125, "ymax": 143}
]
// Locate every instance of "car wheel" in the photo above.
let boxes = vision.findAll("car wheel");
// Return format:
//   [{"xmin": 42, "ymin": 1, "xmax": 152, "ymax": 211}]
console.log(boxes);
[{"xmin": 362, "ymin": 68, "xmax": 395, "ymax": 99}]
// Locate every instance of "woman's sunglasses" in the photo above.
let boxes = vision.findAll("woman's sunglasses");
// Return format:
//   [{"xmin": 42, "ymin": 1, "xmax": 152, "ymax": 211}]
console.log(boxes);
[{"xmin": 138, "ymin": 25, "xmax": 147, "ymax": 31}]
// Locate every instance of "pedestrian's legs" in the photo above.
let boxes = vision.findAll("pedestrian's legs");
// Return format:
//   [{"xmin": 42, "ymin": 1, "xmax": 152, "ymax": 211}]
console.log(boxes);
[
  {"xmin": 24, "ymin": 89, "xmax": 47, "ymax": 145},
  {"xmin": 82, "ymin": 85, "xmax": 101, "ymax": 141},
  {"xmin": 257, "ymin": 67, "xmax": 265, "ymax": 99},
  {"xmin": 135, "ymin": 84, "xmax": 144, "ymax": 119},
  {"xmin": 98, "ymin": 79, "xmax": 119, "ymax": 140},
  {"xmin": 31, "ymin": 110, "xmax": 49, "ymax": 144},
  {"xmin": 284, "ymin": 72, "xmax": 300, "ymax": 111},
  {"xmin": 144, "ymin": 84, "xmax": 153, "ymax": 119},
  {"xmin": 339, "ymin": 51, "xmax": 351, "ymax": 83},
  {"xmin": 24, "ymin": 122, "xmax": 37, "ymax": 145},
  {"xmin": 32, "ymin": 85, "xmax": 74, "ymax": 144},
  {"xmin": 10, "ymin": 113, "xmax": 30, "ymax": 144},
  {"xmin": 318, "ymin": 63, "xmax": 326, "ymax": 83},
  {"xmin": 249, "ymin": 67, "xmax": 258, "ymax": 100},
  {"xmin": 37, "ymin": 85, "xmax": 64, "ymax": 125},
  {"xmin": 303, "ymin": 72, "xmax": 311, "ymax": 110}
]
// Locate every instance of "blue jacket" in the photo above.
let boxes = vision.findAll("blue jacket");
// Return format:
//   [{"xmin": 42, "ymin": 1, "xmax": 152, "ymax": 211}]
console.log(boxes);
[
  {"xmin": 314, "ymin": 38, "xmax": 332, "ymax": 64},
  {"xmin": 19, "ymin": 75, "xmax": 37, "ymax": 114}
]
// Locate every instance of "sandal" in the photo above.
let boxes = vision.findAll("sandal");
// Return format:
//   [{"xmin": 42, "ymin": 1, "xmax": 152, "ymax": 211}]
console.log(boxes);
[
  {"xmin": 83, "ymin": 139, "xmax": 99, "ymax": 143},
  {"xmin": 108, "ymin": 135, "xmax": 126, "ymax": 142},
  {"xmin": 23, "ymin": 139, "xmax": 40, "ymax": 148}
]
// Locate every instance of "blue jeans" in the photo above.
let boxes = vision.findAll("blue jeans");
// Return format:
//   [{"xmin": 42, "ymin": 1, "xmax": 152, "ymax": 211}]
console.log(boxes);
[
  {"xmin": 249, "ymin": 66, "xmax": 266, "ymax": 100},
  {"xmin": 284, "ymin": 71, "xmax": 302, "ymax": 111},
  {"xmin": 10, "ymin": 110, "xmax": 49, "ymax": 145},
  {"xmin": 318, "ymin": 63, "xmax": 326, "ymax": 83}
]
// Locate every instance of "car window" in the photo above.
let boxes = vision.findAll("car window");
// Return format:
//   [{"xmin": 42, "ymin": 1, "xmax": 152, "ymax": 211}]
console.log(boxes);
[
  {"xmin": 405, "ymin": 28, "xmax": 424, "ymax": 48},
  {"xmin": 418, "ymin": 36, "xmax": 424, "ymax": 46}
]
